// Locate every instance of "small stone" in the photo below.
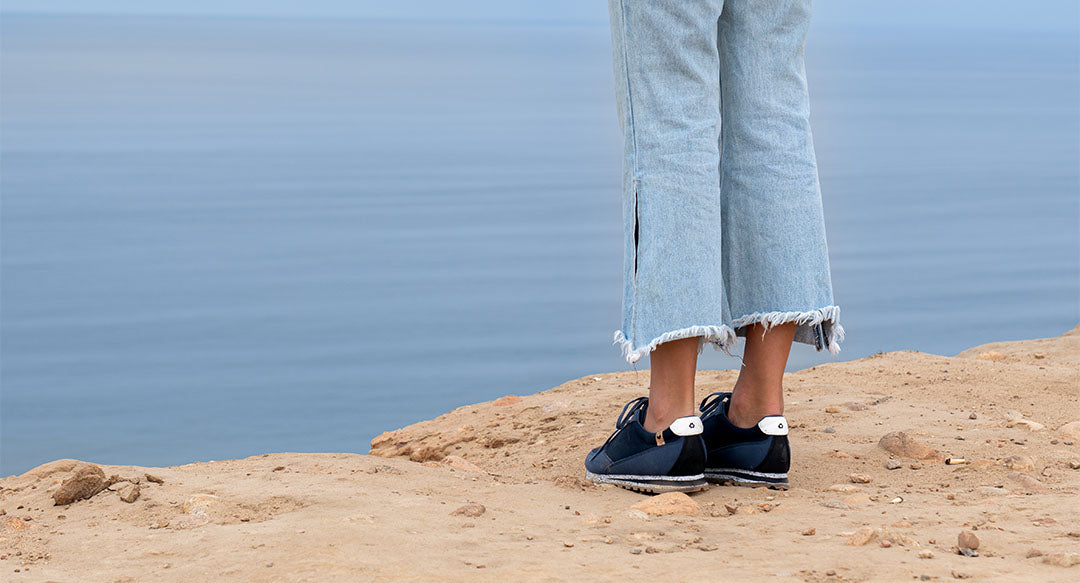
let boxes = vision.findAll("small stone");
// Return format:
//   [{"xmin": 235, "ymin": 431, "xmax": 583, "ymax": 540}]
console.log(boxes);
[
  {"xmin": 563, "ymin": 541, "xmax": 574, "ymax": 548},
  {"xmin": 1058, "ymin": 421, "xmax": 1080, "ymax": 442},
  {"xmin": 698, "ymin": 544, "xmax": 718, "ymax": 552},
  {"xmin": 826, "ymin": 570, "xmax": 836, "ymax": 576},
  {"xmin": 824, "ymin": 427, "xmax": 836, "ymax": 434},
  {"xmin": 885, "ymin": 459, "xmax": 902, "ymax": 470},
  {"xmin": 1042, "ymin": 552, "xmax": 1080, "ymax": 567},
  {"xmin": 957, "ymin": 530, "xmax": 979, "ymax": 551},
  {"xmin": 969, "ymin": 413, "xmax": 977, "ymax": 420},
  {"xmin": 821, "ymin": 501, "xmax": 850, "ymax": 509},
  {"xmin": 630, "ymin": 492, "xmax": 700, "ymax": 516},
  {"xmin": 825, "ymin": 407, "xmax": 841, "ymax": 413},
  {"xmin": 918, "ymin": 550, "xmax": 934, "ymax": 559},
  {"xmin": 629, "ymin": 548, "xmax": 642, "ymax": 555},
  {"xmin": 849, "ymin": 473, "xmax": 872, "ymax": 484},
  {"xmin": 1068, "ymin": 460, "xmax": 1080, "ymax": 470},
  {"xmin": 144, "ymin": 473, "xmax": 164, "ymax": 484},
  {"xmin": 951, "ymin": 571, "xmax": 972, "ymax": 580},
  {"xmin": 441, "ymin": 455, "xmax": 483, "ymax": 473},
  {"xmin": 910, "ymin": 463, "xmax": 922, "ymax": 470},
  {"xmin": 1002, "ymin": 455, "xmax": 1035, "ymax": 472},
  {"xmin": 53, "ymin": 464, "xmax": 108, "ymax": 505},
  {"xmin": 975, "ymin": 351, "xmax": 1005, "ymax": 361},
  {"xmin": 828, "ymin": 484, "xmax": 859, "ymax": 493},
  {"xmin": 1025, "ymin": 548, "xmax": 1044, "ymax": 558},
  {"xmin": 451, "ymin": 503, "xmax": 486, "ymax": 517},
  {"xmin": 801, "ymin": 528, "xmax": 816, "ymax": 536},
  {"xmin": 117, "ymin": 483, "xmax": 140, "ymax": 503},
  {"xmin": 1008, "ymin": 471, "xmax": 1046, "ymax": 491},
  {"xmin": 878, "ymin": 431, "xmax": 941, "ymax": 460},
  {"xmin": 847, "ymin": 526, "xmax": 877, "ymax": 546}
]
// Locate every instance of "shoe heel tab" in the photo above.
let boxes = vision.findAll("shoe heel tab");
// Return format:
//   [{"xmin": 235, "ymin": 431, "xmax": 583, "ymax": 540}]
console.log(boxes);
[
  {"xmin": 758, "ymin": 416, "xmax": 789, "ymax": 436},
  {"xmin": 669, "ymin": 416, "xmax": 704, "ymax": 436}
]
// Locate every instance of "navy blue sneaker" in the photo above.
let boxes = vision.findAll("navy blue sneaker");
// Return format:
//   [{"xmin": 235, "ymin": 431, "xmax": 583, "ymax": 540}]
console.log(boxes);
[
  {"xmin": 584, "ymin": 396, "xmax": 708, "ymax": 494},
  {"xmin": 698, "ymin": 392, "xmax": 790, "ymax": 489}
]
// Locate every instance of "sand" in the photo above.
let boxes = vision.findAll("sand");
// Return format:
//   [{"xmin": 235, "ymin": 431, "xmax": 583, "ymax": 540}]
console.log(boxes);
[{"xmin": 3, "ymin": 325, "xmax": 1079, "ymax": 582}]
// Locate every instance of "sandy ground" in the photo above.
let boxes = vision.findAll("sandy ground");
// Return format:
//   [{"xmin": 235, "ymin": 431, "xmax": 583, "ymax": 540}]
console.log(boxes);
[{"xmin": 2, "ymin": 326, "xmax": 1079, "ymax": 582}]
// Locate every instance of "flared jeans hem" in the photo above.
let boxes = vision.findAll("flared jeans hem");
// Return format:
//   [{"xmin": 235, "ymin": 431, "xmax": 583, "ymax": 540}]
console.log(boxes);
[{"xmin": 613, "ymin": 304, "xmax": 844, "ymax": 365}]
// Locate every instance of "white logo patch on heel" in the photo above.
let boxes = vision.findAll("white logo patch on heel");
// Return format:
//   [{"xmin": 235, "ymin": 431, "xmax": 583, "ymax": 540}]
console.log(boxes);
[
  {"xmin": 758, "ymin": 416, "xmax": 788, "ymax": 436},
  {"xmin": 669, "ymin": 416, "xmax": 703, "ymax": 436}
]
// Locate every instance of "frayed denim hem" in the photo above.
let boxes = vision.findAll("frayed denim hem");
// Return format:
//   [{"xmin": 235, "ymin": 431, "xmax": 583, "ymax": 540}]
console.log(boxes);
[
  {"xmin": 613, "ymin": 325, "xmax": 737, "ymax": 365},
  {"xmin": 732, "ymin": 305, "xmax": 845, "ymax": 355}
]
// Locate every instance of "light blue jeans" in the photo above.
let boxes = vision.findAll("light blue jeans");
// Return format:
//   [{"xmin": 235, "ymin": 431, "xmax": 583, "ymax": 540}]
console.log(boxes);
[{"xmin": 607, "ymin": 0, "xmax": 844, "ymax": 364}]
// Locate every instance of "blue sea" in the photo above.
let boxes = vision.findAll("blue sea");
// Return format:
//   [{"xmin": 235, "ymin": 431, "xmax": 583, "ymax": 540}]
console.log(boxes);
[{"xmin": 2, "ymin": 15, "xmax": 1077, "ymax": 476}]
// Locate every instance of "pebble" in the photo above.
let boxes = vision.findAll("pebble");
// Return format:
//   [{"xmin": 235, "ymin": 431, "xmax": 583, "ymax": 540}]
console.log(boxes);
[
  {"xmin": 1057, "ymin": 421, "xmax": 1080, "ymax": 441},
  {"xmin": 52, "ymin": 464, "xmax": 108, "ymax": 505},
  {"xmin": 1069, "ymin": 460, "xmax": 1080, "ymax": 470},
  {"xmin": 957, "ymin": 530, "xmax": 979, "ymax": 551},
  {"xmin": 802, "ymin": 528, "xmax": 816, "ymax": 536},
  {"xmin": 562, "ymin": 542, "xmax": 574, "ymax": 548},
  {"xmin": 144, "ymin": 473, "xmax": 164, "ymax": 484},
  {"xmin": 451, "ymin": 503, "xmax": 486, "ymax": 517},
  {"xmin": 821, "ymin": 501, "xmax": 850, "ymax": 509},
  {"xmin": 825, "ymin": 407, "xmax": 841, "ymax": 413},
  {"xmin": 918, "ymin": 550, "xmax": 934, "ymax": 559},
  {"xmin": 1008, "ymin": 471, "xmax": 1047, "ymax": 491},
  {"xmin": 117, "ymin": 483, "xmax": 140, "ymax": 503},
  {"xmin": 824, "ymin": 427, "xmax": 836, "ymax": 434},
  {"xmin": 878, "ymin": 431, "xmax": 941, "ymax": 460},
  {"xmin": 630, "ymin": 492, "xmax": 700, "ymax": 516},
  {"xmin": 969, "ymin": 413, "xmax": 977, "ymax": 420},
  {"xmin": 847, "ymin": 526, "xmax": 877, "ymax": 546},
  {"xmin": 1042, "ymin": 552, "xmax": 1080, "ymax": 567},
  {"xmin": 951, "ymin": 570, "xmax": 972, "ymax": 579},
  {"xmin": 441, "ymin": 456, "xmax": 484, "ymax": 473},
  {"xmin": 885, "ymin": 459, "xmax": 902, "ymax": 470},
  {"xmin": 630, "ymin": 548, "xmax": 642, "ymax": 555},
  {"xmin": 849, "ymin": 473, "xmax": 872, "ymax": 484},
  {"xmin": 975, "ymin": 351, "xmax": 1005, "ymax": 361},
  {"xmin": 1001, "ymin": 455, "xmax": 1035, "ymax": 472}
]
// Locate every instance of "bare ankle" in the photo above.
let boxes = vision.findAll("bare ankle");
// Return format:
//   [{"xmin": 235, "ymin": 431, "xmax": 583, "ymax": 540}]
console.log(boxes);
[
  {"xmin": 643, "ymin": 402, "xmax": 693, "ymax": 433},
  {"xmin": 727, "ymin": 389, "xmax": 783, "ymax": 429}
]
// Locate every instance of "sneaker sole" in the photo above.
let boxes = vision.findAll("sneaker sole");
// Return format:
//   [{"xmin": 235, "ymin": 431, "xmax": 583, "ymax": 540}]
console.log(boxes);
[
  {"xmin": 704, "ymin": 468, "xmax": 789, "ymax": 490},
  {"xmin": 585, "ymin": 471, "xmax": 709, "ymax": 494}
]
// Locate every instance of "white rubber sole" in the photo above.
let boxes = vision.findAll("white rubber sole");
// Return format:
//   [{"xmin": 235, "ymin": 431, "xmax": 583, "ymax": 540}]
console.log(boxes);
[{"xmin": 585, "ymin": 471, "xmax": 709, "ymax": 494}]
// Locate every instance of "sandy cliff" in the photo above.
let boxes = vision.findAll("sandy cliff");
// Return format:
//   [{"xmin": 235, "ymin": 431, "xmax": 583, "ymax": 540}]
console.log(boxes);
[{"xmin": 2, "ymin": 325, "xmax": 1078, "ymax": 582}]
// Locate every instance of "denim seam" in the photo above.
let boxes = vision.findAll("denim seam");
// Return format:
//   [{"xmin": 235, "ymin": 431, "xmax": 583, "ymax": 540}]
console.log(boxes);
[
  {"xmin": 617, "ymin": 0, "xmax": 639, "ymax": 179},
  {"xmin": 618, "ymin": 0, "xmax": 640, "ymax": 352}
]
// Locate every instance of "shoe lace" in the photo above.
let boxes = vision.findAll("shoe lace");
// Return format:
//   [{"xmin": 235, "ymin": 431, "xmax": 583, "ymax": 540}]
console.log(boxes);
[
  {"xmin": 598, "ymin": 396, "xmax": 650, "ymax": 451},
  {"xmin": 698, "ymin": 391, "xmax": 731, "ymax": 418}
]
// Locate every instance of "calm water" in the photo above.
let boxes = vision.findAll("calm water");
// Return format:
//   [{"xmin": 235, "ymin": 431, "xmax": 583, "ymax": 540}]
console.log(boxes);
[{"xmin": 2, "ymin": 16, "xmax": 1077, "ymax": 476}]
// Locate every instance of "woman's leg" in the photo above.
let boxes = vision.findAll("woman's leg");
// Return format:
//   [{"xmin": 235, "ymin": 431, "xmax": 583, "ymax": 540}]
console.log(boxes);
[
  {"xmin": 608, "ymin": 0, "xmax": 735, "ymax": 366},
  {"xmin": 718, "ymin": 0, "xmax": 844, "ymax": 355},
  {"xmin": 642, "ymin": 337, "xmax": 699, "ymax": 433},
  {"xmin": 728, "ymin": 322, "xmax": 796, "ymax": 428}
]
